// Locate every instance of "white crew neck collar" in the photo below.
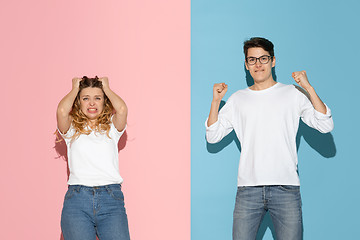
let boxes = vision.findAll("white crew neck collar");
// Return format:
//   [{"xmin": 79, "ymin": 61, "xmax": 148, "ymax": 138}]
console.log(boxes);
[{"xmin": 247, "ymin": 82, "xmax": 280, "ymax": 93}]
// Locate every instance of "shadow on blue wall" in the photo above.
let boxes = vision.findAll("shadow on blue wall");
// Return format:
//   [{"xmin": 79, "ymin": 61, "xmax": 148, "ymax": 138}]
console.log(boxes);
[
  {"xmin": 206, "ymin": 100, "xmax": 241, "ymax": 153},
  {"xmin": 296, "ymin": 120, "xmax": 336, "ymax": 158},
  {"xmin": 256, "ymin": 213, "xmax": 276, "ymax": 240}
]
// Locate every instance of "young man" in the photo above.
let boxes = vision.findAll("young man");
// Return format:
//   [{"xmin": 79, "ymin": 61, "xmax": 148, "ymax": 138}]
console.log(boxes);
[{"xmin": 205, "ymin": 37, "xmax": 333, "ymax": 240}]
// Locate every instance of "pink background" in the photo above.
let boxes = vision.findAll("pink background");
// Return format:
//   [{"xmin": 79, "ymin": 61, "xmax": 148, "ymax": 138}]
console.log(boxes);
[{"xmin": 0, "ymin": 1, "xmax": 190, "ymax": 239}]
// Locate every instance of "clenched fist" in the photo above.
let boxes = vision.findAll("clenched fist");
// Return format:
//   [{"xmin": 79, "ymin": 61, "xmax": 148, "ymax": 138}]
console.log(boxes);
[
  {"xmin": 213, "ymin": 83, "xmax": 228, "ymax": 101},
  {"xmin": 72, "ymin": 77, "xmax": 81, "ymax": 90},
  {"xmin": 292, "ymin": 71, "xmax": 312, "ymax": 90},
  {"xmin": 99, "ymin": 77, "xmax": 109, "ymax": 89}
]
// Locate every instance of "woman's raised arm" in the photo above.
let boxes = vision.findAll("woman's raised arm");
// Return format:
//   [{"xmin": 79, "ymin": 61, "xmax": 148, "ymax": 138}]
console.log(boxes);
[{"xmin": 57, "ymin": 78, "xmax": 81, "ymax": 134}]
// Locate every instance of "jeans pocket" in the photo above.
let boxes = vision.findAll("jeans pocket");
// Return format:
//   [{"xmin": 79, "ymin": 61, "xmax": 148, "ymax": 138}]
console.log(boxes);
[
  {"xmin": 279, "ymin": 185, "xmax": 300, "ymax": 192},
  {"xmin": 235, "ymin": 186, "xmax": 247, "ymax": 199},
  {"xmin": 64, "ymin": 189, "xmax": 76, "ymax": 200},
  {"xmin": 107, "ymin": 186, "xmax": 124, "ymax": 201}
]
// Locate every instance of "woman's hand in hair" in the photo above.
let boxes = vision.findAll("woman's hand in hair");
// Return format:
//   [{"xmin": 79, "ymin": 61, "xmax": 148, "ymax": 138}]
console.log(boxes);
[
  {"xmin": 99, "ymin": 77, "xmax": 109, "ymax": 89},
  {"xmin": 99, "ymin": 76, "xmax": 127, "ymax": 132},
  {"xmin": 72, "ymin": 77, "xmax": 81, "ymax": 90},
  {"xmin": 57, "ymin": 77, "xmax": 81, "ymax": 134}
]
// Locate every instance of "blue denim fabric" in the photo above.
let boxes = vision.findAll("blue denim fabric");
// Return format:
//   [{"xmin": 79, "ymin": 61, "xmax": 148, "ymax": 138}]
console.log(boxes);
[
  {"xmin": 61, "ymin": 184, "xmax": 130, "ymax": 240},
  {"xmin": 233, "ymin": 185, "xmax": 303, "ymax": 240}
]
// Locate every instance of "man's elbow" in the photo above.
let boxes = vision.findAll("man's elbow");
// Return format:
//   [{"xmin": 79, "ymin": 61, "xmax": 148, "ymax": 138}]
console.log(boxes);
[
  {"xmin": 319, "ymin": 121, "xmax": 334, "ymax": 134},
  {"xmin": 206, "ymin": 133, "xmax": 221, "ymax": 144}
]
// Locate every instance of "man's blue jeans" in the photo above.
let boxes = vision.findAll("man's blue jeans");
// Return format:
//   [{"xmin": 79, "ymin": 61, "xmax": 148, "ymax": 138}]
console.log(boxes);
[
  {"xmin": 61, "ymin": 184, "xmax": 130, "ymax": 240},
  {"xmin": 233, "ymin": 185, "xmax": 303, "ymax": 240}
]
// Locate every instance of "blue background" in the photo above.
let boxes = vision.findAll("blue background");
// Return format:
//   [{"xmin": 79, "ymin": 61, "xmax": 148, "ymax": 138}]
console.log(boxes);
[{"xmin": 191, "ymin": 0, "xmax": 360, "ymax": 239}]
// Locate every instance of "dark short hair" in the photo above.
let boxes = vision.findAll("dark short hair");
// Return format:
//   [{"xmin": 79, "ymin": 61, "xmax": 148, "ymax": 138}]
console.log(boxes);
[
  {"xmin": 243, "ymin": 37, "xmax": 274, "ymax": 58},
  {"xmin": 79, "ymin": 76, "xmax": 103, "ymax": 89}
]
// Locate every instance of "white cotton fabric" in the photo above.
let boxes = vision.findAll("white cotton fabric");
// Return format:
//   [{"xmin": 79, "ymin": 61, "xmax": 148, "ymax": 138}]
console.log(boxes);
[
  {"xmin": 206, "ymin": 83, "xmax": 333, "ymax": 186},
  {"xmin": 59, "ymin": 121, "xmax": 126, "ymax": 186}
]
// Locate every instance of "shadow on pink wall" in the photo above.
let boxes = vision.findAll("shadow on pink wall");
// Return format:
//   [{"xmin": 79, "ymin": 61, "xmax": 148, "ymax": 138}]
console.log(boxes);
[{"xmin": 54, "ymin": 131, "xmax": 128, "ymax": 240}]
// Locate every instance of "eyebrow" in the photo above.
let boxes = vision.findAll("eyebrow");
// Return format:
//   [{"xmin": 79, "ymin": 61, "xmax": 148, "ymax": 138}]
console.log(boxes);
[
  {"xmin": 247, "ymin": 55, "xmax": 269, "ymax": 58},
  {"xmin": 81, "ymin": 95, "xmax": 103, "ymax": 97}
]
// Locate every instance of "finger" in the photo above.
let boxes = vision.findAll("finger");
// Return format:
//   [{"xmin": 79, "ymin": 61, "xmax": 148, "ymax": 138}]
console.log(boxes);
[
  {"xmin": 214, "ymin": 83, "xmax": 223, "ymax": 89},
  {"xmin": 292, "ymin": 73, "xmax": 302, "ymax": 82},
  {"xmin": 215, "ymin": 87, "xmax": 225, "ymax": 93},
  {"xmin": 216, "ymin": 86, "xmax": 224, "ymax": 93},
  {"xmin": 292, "ymin": 71, "xmax": 300, "ymax": 78},
  {"xmin": 219, "ymin": 85, "xmax": 228, "ymax": 93}
]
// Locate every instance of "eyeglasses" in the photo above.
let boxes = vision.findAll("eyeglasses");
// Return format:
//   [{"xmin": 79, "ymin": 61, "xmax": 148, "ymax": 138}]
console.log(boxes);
[{"xmin": 246, "ymin": 55, "xmax": 273, "ymax": 65}]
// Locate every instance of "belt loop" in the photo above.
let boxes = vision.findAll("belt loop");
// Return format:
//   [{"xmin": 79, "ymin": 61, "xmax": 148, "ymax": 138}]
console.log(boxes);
[{"xmin": 105, "ymin": 185, "xmax": 111, "ymax": 194}]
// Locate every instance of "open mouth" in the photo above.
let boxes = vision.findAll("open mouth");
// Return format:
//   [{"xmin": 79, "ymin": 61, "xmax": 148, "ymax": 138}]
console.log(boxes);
[{"xmin": 87, "ymin": 108, "xmax": 97, "ymax": 113}]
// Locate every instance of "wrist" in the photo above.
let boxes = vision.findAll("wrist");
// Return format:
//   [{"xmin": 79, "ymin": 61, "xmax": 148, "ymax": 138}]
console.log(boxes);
[
  {"xmin": 71, "ymin": 86, "xmax": 79, "ymax": 92},
  {"xmin": 102, "ymin": 85, "xmax": 111, "ymax": 92},
  {"xmin": 304, "ymin": 85, "xmax": 314, "ymax": 92},
  {"xmin": 211, "ymin": 99, "xmax": 222, "ymax": 105}
]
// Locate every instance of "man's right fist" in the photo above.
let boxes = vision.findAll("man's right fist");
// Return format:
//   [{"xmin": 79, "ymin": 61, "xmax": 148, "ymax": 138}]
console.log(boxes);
[{"xmin": 213, "ymin": 83, "xmax": 228, "ymax": 101}]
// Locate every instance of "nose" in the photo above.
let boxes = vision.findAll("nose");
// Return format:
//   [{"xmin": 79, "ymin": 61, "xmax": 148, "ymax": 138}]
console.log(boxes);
[{"xmin": 255, "ymin": 60, "xmax": 262, "ymax": 67}]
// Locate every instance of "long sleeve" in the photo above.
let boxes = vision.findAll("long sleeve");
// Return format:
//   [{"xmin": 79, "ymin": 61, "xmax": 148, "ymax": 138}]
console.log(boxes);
[
  {"xmin": 298, "ymin": 89, "xmax": 334, "ymax": 133},
  {"xmin": 205, "ymin": 98, "xmax": 235, "ymax": 143}
]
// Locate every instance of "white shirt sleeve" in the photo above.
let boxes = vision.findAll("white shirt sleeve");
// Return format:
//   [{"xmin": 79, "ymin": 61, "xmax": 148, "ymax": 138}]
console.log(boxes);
[
  {"xmin": 57, "ymin": 125, "xmax": 75, "ymax": 144},
  {"xmin": 298, "ymin": 89, "xmax": 334, "ymax": 133},
  {"xmin": 205, "ymin": 98, "xmax": 235, "ymax": 143}
]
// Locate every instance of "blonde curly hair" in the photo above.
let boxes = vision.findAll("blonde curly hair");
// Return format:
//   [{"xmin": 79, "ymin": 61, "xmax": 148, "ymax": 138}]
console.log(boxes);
[{"xmin": 69, "ymin": 76, "xmax": 114, "ymax": 141}]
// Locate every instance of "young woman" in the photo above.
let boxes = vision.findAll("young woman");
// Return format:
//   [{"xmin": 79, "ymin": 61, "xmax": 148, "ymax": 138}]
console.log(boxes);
[{"xmin": 57, "ymin": 76, "xmax": 130, "ymax": 240}]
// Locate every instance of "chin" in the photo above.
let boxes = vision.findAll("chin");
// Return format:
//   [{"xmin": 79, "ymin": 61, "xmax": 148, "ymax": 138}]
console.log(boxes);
[
  {"xmin": 253, "ymin": 79, "xmax": 266, "ymax": 83},
  {"xmin": 85, "ymin": 114, "xmax": 99, "ymax": 120}
]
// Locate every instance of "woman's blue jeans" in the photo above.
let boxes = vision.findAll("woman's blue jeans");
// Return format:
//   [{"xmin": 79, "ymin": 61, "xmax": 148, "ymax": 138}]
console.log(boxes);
[
  {"xmin": 61, "ymin": 184, "xmax": 130, "ymax": 240},
  {"xmin": 233, "ymin": 185, "xmax": 303, "ymax": 240}
]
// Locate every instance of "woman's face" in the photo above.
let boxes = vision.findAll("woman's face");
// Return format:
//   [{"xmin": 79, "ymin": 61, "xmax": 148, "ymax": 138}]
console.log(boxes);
[{"xmin": 79, "ymin": 87, "xmax": 105, "ymax": 120}]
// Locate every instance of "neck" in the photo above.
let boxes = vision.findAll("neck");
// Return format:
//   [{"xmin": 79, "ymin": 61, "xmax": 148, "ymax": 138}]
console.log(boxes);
[
  {"xmin": 250, "ymin": 79, "xmax": 277, "ymax": 91},
  {"xmin": 88, "ymin": 119, "xmax": 97, "ymax": 128}
]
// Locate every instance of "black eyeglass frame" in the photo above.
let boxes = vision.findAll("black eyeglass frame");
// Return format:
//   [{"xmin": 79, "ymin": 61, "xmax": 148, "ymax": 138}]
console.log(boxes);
[{"xmin": 245, "ymin": 55, "xmax": 273, "ymax": 65}]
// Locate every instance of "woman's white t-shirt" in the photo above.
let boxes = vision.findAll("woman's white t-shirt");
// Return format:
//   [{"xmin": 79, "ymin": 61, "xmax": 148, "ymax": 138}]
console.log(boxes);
[{"xmin": 59, "ymin": 121, "xmax": 126, "ymax": 186}]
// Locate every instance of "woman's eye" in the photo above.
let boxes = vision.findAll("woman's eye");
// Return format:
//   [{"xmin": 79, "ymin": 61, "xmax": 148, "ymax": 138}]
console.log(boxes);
[
  {"xmin": 82, "ymin": 98, "xmax": 88, "ymax": 101},
  {"xmin": 96, "ymin": 97, "xmax": 102, "ymax": 100}
]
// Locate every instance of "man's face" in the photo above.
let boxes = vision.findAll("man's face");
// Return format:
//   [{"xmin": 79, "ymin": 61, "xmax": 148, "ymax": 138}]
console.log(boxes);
[{"xmin": 245, "ymin": 47, "xmax": 275, "ymax": 84}]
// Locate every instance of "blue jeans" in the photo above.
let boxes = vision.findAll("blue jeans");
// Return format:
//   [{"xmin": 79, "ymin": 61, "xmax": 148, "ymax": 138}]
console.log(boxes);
[
  {"xmin": 233, "ymin": 185, "xmax": 303, "ymax": 240},
  {"xmin": 61, "ymin": 184, "xmax": 130, "ymax": 240}
]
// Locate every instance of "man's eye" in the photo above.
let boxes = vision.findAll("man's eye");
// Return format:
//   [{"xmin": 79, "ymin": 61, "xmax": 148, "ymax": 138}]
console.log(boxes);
[
  {"xmin": 248, "ymin": 58, "xmax": 255, "ymax": 62},
  {"xmin": 260, "ymin": 57, "xmax": 268, "ymax": 61}
]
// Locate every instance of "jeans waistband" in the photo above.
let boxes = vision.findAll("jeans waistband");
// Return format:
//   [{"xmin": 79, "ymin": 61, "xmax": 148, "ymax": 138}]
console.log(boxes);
[{"xmin": 68, "ymin": 184, "xmax": 121, "ymax": 192}]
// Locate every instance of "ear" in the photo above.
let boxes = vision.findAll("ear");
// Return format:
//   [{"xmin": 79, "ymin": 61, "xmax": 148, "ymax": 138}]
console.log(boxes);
[
  {"xmin": 271, "ymin": 56, "xmax": 276, "ymax": 68},
  {"xmin": 245, "ymin": 61, "xmax": 249, "ymax": 70}
]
